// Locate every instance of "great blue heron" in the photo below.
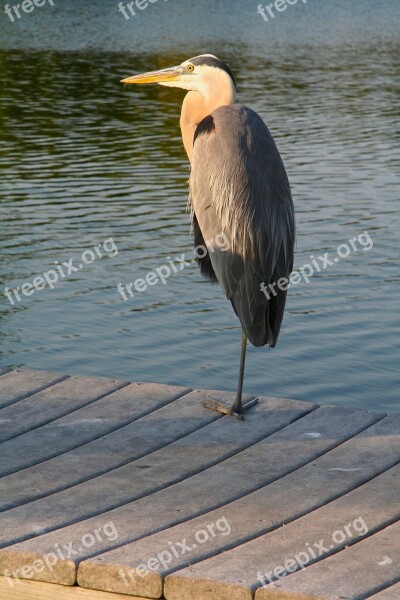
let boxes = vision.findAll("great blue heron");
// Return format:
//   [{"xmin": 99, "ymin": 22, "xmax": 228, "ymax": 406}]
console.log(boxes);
[{"xmin": 121, "ymin": 54, "xmax": 295, "ymax": 419}]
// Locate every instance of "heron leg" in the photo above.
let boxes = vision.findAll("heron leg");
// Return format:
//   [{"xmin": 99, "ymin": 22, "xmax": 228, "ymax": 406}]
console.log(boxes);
[
  {"xmin": 201, "ymin": 329, "xmax": 258, "ymax": 420},
  {"xmin": 231, "ymin": 329, "xmax": 248, "ymax": 413}
]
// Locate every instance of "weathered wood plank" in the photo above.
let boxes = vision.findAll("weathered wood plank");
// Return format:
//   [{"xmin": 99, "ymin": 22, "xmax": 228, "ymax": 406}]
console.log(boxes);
[
  {"xmin": 368, "ymin": 581, "xmax": 400, "ymax": 599},
  {"xmin": 0, "ymin": 404, "xmax": 381, "ymax": 587},
  {"xmin": 0, "ymin": 576, "xmax": 155, "ymax": 600},
  {"xmin": 0, "ymin": 369, "xmax": 67, "ymax": 410},
  {"xmin": 164, "ymin": 459, "xmax": 400, "ymax": 599},
  {"xmin": 0, "ymin": 382, "xmax": 190, "ymax": 510},
  {"xmin": 80, "ymin": 417, "xmax": 400, "ymax": 599},
  {"xmin": 255, "ymin": 520, "xmax": 400, "ymax": 600},
  {"xmin": 0, "ymin": 368, "xmax": 12, "ymax": 377},
  {"xmin": 0, "ymin": 374, "xmax": 127, "ymax": 446},
  {"xmin": 0, "ymin": 396, "xmax": 315, "ymax": 553},
  {"xmin": 0, "ymin": 388, "xmax": 253, "ymax": 512}
]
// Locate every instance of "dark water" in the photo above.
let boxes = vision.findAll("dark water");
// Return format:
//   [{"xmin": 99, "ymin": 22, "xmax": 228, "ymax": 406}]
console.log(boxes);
[{"xmin": 0, "ymin": 0, "xmax": 399, "ymax": 413}]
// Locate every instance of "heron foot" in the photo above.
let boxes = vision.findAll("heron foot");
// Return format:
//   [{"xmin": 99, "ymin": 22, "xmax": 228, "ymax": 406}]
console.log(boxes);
[{"xmin": 200, "ymin": 394, "xmax": 258, "ymax": 421}]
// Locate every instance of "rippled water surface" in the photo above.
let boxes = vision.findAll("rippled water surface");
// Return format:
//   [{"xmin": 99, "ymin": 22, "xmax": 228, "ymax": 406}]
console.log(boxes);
[{"xmin": 0, "ymin": 0, "xmax": 399, "ymax": 412}]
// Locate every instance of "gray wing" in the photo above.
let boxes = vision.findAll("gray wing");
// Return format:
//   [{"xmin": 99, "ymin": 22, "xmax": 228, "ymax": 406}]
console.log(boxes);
[{"xmin": 189, "ymin": 104, "xmax": 295, "ymax": 347}]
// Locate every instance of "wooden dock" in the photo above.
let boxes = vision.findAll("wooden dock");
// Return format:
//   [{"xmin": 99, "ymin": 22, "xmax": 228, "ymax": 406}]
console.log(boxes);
[{"xmin": 0, "ymin": 367, "xmax": 399, "ymax": 600}]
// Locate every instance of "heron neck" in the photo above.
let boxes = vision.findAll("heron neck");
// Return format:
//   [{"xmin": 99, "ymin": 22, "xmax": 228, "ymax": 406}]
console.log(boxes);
[{"xmin": 180, "ymin": 88, "xmax": 235, "ymax": 163}]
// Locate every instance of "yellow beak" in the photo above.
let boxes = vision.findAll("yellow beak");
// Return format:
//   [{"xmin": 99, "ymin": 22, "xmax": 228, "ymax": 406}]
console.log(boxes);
[{"xmin": 120, "ymin": 66, "xmax": 181, "ymax": 85}]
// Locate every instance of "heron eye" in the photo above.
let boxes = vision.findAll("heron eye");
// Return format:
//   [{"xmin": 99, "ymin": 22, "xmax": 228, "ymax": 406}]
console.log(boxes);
[{"xmin": 187, "ymin": 64, "xmax": 194, "ymax": 72}]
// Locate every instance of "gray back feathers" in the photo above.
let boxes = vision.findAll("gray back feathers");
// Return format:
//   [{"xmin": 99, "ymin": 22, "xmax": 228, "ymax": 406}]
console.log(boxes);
[{"xmin": 190, "ymin": 104, "xmax": 295, "ymax": 347}]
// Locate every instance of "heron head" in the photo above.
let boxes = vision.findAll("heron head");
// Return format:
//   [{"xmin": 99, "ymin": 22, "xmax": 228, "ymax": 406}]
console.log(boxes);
[{"xmin": 120, "ymin": 54, "xmax": 237, "ymax": 101}]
